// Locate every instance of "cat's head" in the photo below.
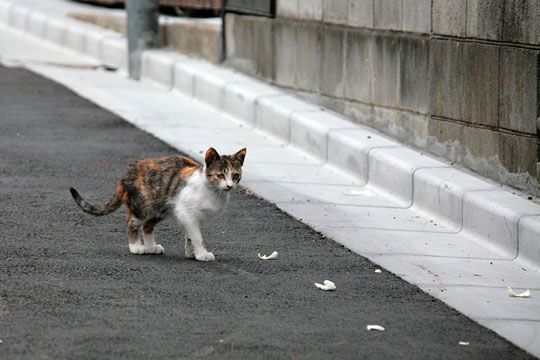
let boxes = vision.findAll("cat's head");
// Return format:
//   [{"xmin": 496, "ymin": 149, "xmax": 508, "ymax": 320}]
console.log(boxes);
[{"xmin": 204, "ymin": 147, "xmax": 246, "ymax": 192}]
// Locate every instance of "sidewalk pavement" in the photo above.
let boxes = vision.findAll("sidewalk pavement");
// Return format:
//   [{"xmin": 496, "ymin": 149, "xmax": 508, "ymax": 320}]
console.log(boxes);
[{"xmin": 0, "ymin": 0, "xmax": 539, "ymax": 356}]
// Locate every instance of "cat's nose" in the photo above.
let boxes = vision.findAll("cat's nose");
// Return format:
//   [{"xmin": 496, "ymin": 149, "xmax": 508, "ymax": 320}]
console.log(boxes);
[{"xmin": 226, "ymin": 185, "xmax": 233, "ymax": 191}]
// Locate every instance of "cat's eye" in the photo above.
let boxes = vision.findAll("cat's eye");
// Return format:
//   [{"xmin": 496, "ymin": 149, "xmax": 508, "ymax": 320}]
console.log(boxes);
[
  {"xmin": 233, "ymin": 174, "xmax": 240, "ymax": 181},
  {"xmin": 216, "ymin": 174, "xmax": 225, "ymax": 180}
]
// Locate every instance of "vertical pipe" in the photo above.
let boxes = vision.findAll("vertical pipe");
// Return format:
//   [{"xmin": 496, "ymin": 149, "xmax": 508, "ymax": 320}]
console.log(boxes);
[
  {"xmin": 220, "ymin": 1, "xmax": 226, "ymax": 63},
  {"xmin": 126, "ymin": 0, "xmax": 160, "ymax": 80}
]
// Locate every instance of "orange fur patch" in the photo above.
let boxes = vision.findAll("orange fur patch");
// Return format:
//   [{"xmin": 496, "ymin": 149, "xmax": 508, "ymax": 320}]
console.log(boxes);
[
  {"xmin": 135, "ymin": 171, "xmax": 149, "ymax": 200},
  {"xmin": 143, "ymin": 223, "xmax": 154, "ymax": 234},
  {"xmin": 127, "ymin": 211, "xmax": 135, "ymax": 223},
  {"xmin": 180, "ymin": 166, "xmax": 199, "ymax": 180},
  {"xmin": 180, "ymin": 156, "xmax": 201, "ymax": 180},
  {"xmin": 134, "ymin": 160, "xmax": 158, "ymax": 200},
  {"xmin": 116, "ymin": 183, "xmax": 128, "ymax": 205}
]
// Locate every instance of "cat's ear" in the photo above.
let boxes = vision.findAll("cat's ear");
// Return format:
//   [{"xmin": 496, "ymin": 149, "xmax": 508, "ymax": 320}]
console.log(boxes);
[
  {"xmin": 205, "ymin": 147, "xmax": 221, "ymax": 166},
  {"xmin": 233, "ymin": 148, "xmax": 247, "ymax": 166}
]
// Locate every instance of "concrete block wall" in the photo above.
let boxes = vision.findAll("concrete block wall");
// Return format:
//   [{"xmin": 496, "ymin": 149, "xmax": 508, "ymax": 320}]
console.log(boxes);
[{"xmin": 224, "ymin": 0, "xmax": 540, "ymax": 195}]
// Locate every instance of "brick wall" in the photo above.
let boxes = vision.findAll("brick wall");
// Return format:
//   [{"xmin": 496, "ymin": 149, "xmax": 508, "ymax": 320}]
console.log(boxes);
[{"xmin": 224, "ymin": 0, "xmax": 540, "ymax": 195}]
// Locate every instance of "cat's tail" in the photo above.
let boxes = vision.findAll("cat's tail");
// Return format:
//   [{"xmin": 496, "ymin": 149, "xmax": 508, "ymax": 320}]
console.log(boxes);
[{"xmin": 69, "ymin": 184, "xmax": 124, "ymax": 216}]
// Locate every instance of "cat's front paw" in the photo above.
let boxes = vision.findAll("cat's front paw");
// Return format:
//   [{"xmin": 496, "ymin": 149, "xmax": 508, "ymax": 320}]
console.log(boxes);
[
  {"xmin": 129, "ymin": 243, "xmax": 146, "ymax": 255},
  {"xmin": 145, "ymin": 244, "xmax": 164, "ymax": 255},
  {"xmin": 195, "ymin": 251, "xmax": 215, "ymax": 262}
]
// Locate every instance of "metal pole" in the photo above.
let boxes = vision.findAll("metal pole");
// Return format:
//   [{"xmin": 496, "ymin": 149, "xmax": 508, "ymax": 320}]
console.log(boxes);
[
  {"xmin": 220, "ymin": 2, "xmax": 226, "ymax": 63},
  {"xmin": 126, "ymin": 0, "xmax": 160, "ymax": 80}
]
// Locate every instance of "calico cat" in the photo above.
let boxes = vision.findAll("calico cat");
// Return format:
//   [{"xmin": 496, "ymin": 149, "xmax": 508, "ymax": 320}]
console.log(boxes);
[{"xmin": 70, "ymin": 147, "xmax": 246, "ymax": 262}]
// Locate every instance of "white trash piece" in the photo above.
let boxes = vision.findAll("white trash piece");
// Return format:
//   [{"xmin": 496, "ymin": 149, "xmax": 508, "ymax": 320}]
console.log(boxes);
[
  {"xmin": 507, "ymin": 287, "xmax": 531, "ymax": 298},
  {"xmin": 458, "ymin": 341, "xmax": 470, "ymax": 346},
  {"xmin": 258, "ymin": 251, "xmax": 278, "ymax": 260},
  {"xmin": 366, "ymin": 325, "xmax": 385, "ymax": 331},
  {"xmin": 374, "ymin": 269, "xmax": 382, "ymax": 273},
  {"xmin": 314, "ymin": 280, "xmax": 336, "ymax": 291}
]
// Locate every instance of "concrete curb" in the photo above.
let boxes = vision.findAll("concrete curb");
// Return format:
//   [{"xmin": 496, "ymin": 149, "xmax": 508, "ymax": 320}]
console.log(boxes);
[
  {"xmin": 0, "ymin": 2, "xmax": 126, "ymax": 70},
  {"xmin": 1, "ymin": 0, "xmax": 539, "ymax": 270}
]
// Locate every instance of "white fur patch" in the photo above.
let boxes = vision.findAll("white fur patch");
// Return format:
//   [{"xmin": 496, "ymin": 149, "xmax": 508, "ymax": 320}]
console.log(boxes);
[
  {"xmin": 146, "ymin": 244, "xmax": 164, "ymax": 254},
  {"xmin": 142, "ymin": 232, "xmax": 164, "ymax": 254},
  {"xmin": 195, "ymin": 251, "xmax": 215, "ymax": 262},
  {"xmin": 173, "ymin": 171, "xmax": 230, "ymax": 223},
  {"xmin": 129, "ymin": 242, "xmax": 146, "ymax": 255},
  {"xmin": 171, "ymin": 170, "xmax": 229, "ymax": 262},
  {"xmin": 130, "ymin": 237, "xmax": 164, "ymax": 255}
]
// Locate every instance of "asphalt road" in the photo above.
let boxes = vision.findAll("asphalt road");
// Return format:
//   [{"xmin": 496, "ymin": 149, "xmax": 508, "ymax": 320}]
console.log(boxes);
[{"xmin": 0, "ymin": 65, "xmax": 534, "ymax": 359}]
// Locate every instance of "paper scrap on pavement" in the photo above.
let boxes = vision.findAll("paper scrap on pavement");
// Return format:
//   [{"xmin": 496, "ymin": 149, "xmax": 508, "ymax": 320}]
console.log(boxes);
[
  {"xmin": 366, "ymin": 325, "xmax": 385, "ymax": 331},
  {"xmin": 374, "ymin": 269, "xmax": 382, "ymax": 273},
  {"xmin": 507, "ymin": 287, "xmax": 531, "ymax": 298},
  {"xmin": 258, "ymin": 251, "xmax": 278, "ymax": 260},
  {"xmin": 458, "ymin": 341, "xmax": 469, "ymax": 346},
  {"xmin": 343, "ymin": 189, "xmax": 376, "ymax": 197},
  {"xmin": 314, "ymin": 280, "xmax": 336, "ymax": 291}
]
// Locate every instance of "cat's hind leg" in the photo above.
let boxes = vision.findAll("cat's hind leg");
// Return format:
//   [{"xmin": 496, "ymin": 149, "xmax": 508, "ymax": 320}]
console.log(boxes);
[
  {"xmin": 142, "ymin": 222, "xmax": 164, "ymax": 254},
  {"xmin": 127, "ymin": 212, "xmax": 145, "ymax": 255}
]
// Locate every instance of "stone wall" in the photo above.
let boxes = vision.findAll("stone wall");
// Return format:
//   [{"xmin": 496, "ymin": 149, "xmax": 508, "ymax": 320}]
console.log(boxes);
[{"xmin": 224, "ymin": 0, "xmax": 540, "ymax": 195}]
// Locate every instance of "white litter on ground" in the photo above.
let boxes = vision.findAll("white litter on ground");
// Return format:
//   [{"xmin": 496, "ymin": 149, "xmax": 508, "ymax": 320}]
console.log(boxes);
[
  {"xmin": 366, "ymin": 325, "xmax": 385, "ymax": 331},
  {"xmin": 257, "ymin": 251, "xmax": 278, "ymax": 260},
  {"xmin": 343, "ymin": 189, "xmax": 376, "ymax": 197},
  {"xmin": 374, "ymin": 269, "xmax": 382, "ymax": 273},
  {"xmin": 314, "ymin": 280, "xmax": 336, "ymax": 291},
  {"xmin": 507, "ymin": 287, "xmax": 531, "ymax": 298},
  {"xmin": 458, "ymin": 341, "xmax": 470, "ymax": 346}
]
